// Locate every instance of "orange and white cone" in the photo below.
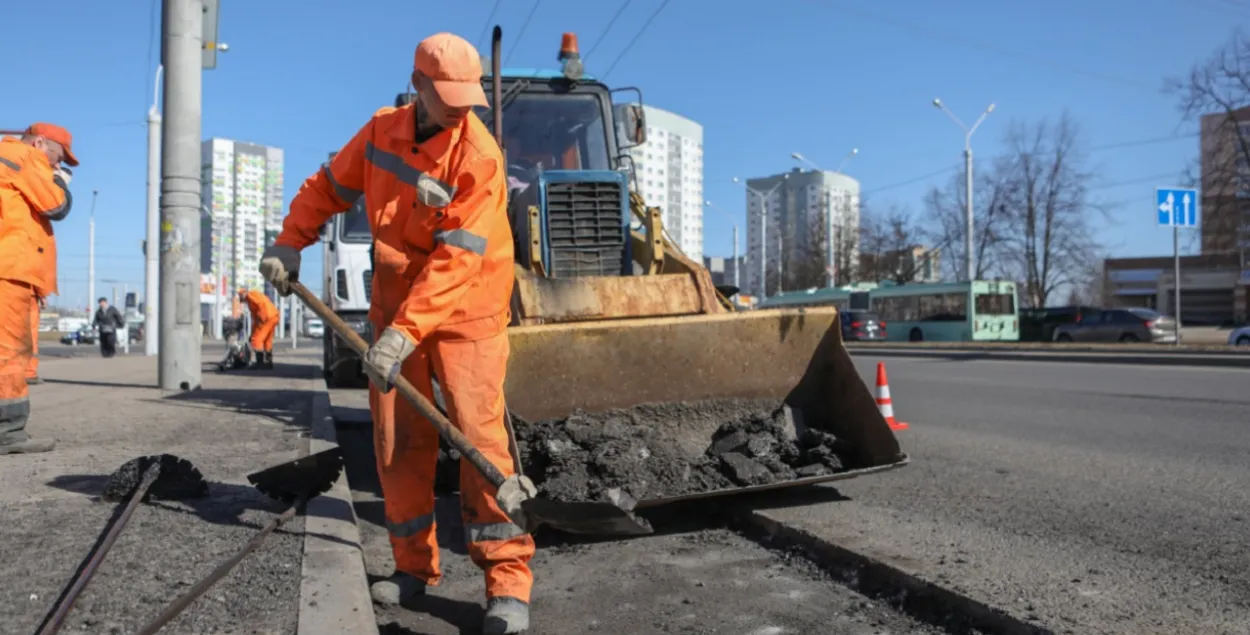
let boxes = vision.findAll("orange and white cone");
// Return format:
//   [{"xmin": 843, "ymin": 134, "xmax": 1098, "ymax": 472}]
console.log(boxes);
[{"xmin": 875, "ymin": 362, "xmax": 909, "ymax": 431}]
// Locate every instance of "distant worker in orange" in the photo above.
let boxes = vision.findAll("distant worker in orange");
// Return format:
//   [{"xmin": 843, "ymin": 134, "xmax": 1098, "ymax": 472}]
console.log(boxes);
[
  {"xmin": 0, "ymin": 123, "xmax": 77, "ymax": 455},
  {"xmin": 26, "ymin": 296, "xmax": 46, "ymax": 385},
  {"xmin": 258, "ymin": 32, "xmax": 533, "ymax": 634},
  {"xmin": 238, "ymin": 288, "xmax": 278, "ymax": 370}
]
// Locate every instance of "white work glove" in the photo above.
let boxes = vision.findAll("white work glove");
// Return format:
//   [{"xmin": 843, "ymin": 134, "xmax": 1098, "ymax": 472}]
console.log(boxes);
[
  {"xmin": 259, "ymin": 245, "xmax": 301, "ymax": 296},
  {"xmin": 362, "ymin": 327, "xmax": 416, "ymax": 393}
]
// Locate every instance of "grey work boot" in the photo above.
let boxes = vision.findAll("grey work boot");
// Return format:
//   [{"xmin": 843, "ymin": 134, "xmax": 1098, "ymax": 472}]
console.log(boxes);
[
  {"xmin": 370, "ymin": 573, "xmax": 426, "ymax": 607},
  {"xmin": 482, "ymin": 596, "xmax": 529, "ymax": 635},
  {"xmin": 0, "ymin": 431, "xmax": 55, "ymax": 455}
]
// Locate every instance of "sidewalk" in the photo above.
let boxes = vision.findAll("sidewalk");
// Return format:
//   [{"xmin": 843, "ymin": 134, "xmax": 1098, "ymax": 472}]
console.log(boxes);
[{"xmin": 0, "ymin": 350, "xmax": 324, "ymax": 634}]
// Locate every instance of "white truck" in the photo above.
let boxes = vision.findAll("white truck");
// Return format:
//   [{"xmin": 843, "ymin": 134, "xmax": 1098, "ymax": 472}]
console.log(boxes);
[{"xmin": 319, "ymin": 192, "xmax": 373, "ymax": 388}]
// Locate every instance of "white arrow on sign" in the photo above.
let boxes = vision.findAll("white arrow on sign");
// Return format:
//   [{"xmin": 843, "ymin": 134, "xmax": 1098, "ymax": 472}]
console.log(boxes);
[
  {"xmin": 1159, "ymin": 192, "xmax": 1175, "ymax": 224},
  {"xmin": 1181, "ymin": 192, "xmax": 1191, "ymax": 225}
]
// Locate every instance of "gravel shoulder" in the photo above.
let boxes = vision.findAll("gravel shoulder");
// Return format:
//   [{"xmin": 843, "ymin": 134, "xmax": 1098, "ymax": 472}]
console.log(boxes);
[
  {"xmin": 335, "ymin": 416, "xmax": 946, "ymax": 635},
  {"xmin": 0, "ymin": 353, "xmax": 322, "ymax": 635}
]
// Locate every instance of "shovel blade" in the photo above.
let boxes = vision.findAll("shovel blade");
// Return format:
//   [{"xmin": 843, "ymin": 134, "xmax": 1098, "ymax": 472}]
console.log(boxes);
[
  {"xmin": 247, "ymin": 447, "xmax": 344, "ymax": 505},
  {"xmin": 519, "ymin": 497, "xmax": 654, "ymax": 537}
]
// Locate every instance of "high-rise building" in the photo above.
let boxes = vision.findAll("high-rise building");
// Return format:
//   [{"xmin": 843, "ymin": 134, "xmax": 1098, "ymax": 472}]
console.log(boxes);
[
  {"xmin": 743, "ymin": 167, "xmax": 860, "ymax": 297},
  {"xmin": 625, "ymin": 105, "xmax": 704, "ymax": 261},
  {"xmin": 200, "ymin": 139, "xmax": 285, "ymax": 295}
]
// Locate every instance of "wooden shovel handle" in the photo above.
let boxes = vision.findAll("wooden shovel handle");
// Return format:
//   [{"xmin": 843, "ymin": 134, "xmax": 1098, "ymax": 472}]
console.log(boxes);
[{"xmin": 287, "ymin": 281, "xmax": 508, "ymax": 488}]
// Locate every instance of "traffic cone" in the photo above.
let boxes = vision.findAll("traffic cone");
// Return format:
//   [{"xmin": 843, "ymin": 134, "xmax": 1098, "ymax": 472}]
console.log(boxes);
[{"xmin": 875, "ymin": 362, "xmax": 909, "ymax": 431}]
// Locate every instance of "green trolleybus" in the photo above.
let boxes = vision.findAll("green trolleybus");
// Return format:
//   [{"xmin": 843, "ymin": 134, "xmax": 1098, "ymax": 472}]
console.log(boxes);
[{"xmin": 868, "ymin": 280, "xmax": 1019, "ymax": 342}]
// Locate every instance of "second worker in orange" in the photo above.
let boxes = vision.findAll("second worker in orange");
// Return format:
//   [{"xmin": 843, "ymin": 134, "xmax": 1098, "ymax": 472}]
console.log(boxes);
[{"xmin": 259, "ymin": 32, "xmax": 532, "ymax": 635}]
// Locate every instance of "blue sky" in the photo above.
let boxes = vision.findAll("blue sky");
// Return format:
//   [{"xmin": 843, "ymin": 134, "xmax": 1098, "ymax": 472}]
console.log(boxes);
[{"xmin": 4, "ymin": 0, "xmax": 1245, "ymax": 310}]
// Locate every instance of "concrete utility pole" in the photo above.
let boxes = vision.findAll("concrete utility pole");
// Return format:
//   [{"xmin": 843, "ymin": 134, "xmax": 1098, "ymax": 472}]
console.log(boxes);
[
  {"xmin": 932, "ymin": 98, "xmax": 995, "ymax": 282},
  {"xmin": 145, "ymin": 65, "xmax": 163, "ymax": 356},
  {"xmin": 88, "ymin": 190, "xmax": 97, "ymax": 309},
  {"xmin": 157, "ymin": 0, "xmax": 204, "ymax": 391}
]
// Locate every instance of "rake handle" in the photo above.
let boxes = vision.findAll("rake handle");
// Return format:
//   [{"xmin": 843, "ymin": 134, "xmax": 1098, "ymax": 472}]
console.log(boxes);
[{"xmin": 287, "ymin": 281, "xmax": 508, "ymax": 488}]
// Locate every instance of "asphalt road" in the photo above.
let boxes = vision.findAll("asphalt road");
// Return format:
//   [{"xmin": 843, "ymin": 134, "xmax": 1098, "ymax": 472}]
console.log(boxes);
[{"xmin": 757, "ymin": 355, "xmax": 1250, "ymax": 635}]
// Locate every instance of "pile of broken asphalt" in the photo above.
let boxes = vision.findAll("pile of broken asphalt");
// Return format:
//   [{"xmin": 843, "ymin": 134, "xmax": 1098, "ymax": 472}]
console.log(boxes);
[
  {"xmin": 0, "ymin": 351, "xmax": 321, "ymax": 634},
  {"xmin": 513, "ymin": 398, "xmax": 849, "ymax": 504}
]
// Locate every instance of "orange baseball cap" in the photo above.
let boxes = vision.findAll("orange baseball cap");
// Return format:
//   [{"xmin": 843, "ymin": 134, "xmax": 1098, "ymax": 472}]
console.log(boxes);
[
  {"xmin": 413, "ymin": 33, "xmax": 488, "ymax": 109},
  {"xmin": 25, "ymin": 122, "xmax": 79, "ymax": 167}
]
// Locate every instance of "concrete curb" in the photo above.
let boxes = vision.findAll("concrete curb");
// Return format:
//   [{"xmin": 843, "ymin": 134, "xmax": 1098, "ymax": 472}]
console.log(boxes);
[
  {"xmin": 296, "ymin": 376, "xmax": 377, "ymax": 634},
  {"xmin": 740, "ymin": 510, "xmax": 1055, "ymax": 635},
  {"xmin": 846, "ymin": 346, "xmax": 1250, "ymax": 368}
]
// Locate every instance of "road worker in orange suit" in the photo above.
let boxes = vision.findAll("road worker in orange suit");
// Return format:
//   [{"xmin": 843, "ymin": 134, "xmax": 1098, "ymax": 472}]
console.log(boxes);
[
  {"xmin": 238, "ymin": 288, "xmax": 278, "ymax": 370},
  {"xmin": 258, "ymin": 32, "xmax": 533, "ymax": 635},
  {"xmin": 26, "ymin": 296, "xmax": 46, "ymax": 385},
  {"xmin": 0, "ymin": 123, "xmax": 77, "ymax": 455}
]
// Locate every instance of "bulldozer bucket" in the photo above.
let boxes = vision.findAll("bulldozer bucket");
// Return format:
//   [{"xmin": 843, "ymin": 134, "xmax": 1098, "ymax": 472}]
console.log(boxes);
[{"xmin": 503, "ymin": 306, "xmax": 908, "ymax": 506}]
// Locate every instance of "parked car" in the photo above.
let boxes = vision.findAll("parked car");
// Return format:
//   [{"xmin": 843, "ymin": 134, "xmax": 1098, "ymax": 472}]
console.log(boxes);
[
  {"xmin": 1228, "ymin": 325, "xmax": 1250, "ymax": 347},
  {"xmin": 1052, "ymin": 308, "xmax": 1178, "ymax": 344},
  {"xmin": 60, "ymin": 327, "xmax": 97, "ymax": 346},
  {"xmin": 841, "ymin": 310, "xmax": 886, "ymax": 341},
  {"xmin": 1020, "ymin": 305, "xmax": 1101, "ymax": 342},
  {"xmin": 306, "ymin": 318, "xmax": 325, "ymax": 338}
]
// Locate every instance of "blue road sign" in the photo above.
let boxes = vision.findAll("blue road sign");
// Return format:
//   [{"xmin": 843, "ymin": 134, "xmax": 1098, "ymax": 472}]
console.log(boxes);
[{"xmin": 1156, "ymin": 187, "xmax": 1199, "ymax": 227}]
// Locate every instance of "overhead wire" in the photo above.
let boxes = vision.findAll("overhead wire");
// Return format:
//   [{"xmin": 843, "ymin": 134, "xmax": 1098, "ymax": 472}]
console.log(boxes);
[
  {"xmin": 808, "ymin": 0, "xmax": 1156, "ymax": 92},
  {"xmin": 862, "ymin": 133, "xmax": 1200, "ymax": 196},
  {"xmin": 504, "ymin": 0, "xmax": 543, "ymax": 66},
  {"xmin": 600, "ymin": 0, "xmax": 673, "ymax": 81},
  {"xmin": 474, "ymin": 0, "xmax": 502, "ymax": 51},
  {"xmin": 583, "ymin": 0, "xmax": 633, "ymax": 63}
]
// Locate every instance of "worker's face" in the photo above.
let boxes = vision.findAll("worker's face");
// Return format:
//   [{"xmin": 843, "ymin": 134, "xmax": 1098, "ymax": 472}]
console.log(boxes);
[
  {"xmin": 32, "ymin": 137, "xmax": 65, "ymax": 167},
  {"xmin": 412, "ymin": 72, "xmax": 471, "ymax": 130},
  {"xmin": 98, "ymin": 300, "xmax": 107, "ymax": 309}
]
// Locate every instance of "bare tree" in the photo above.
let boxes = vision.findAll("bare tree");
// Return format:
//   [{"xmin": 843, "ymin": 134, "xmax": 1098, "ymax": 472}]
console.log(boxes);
[
  {"xmin": 784, "ymin": 216, "xmax": 830, "ymax": 291},
  {"xmin": 996, "ymin": 112, "xmax": 1105, "ymax": 308},
  {"xmin": 921, "ymin": 159, "xmax": 1014, "ymax": 280},
  {"xmin": 858, "ymin": 202, "xmax": 934, "ymax": 284},
  {"xmin": 1164, "ymin": 27, "xmax": 1250, "ymax": 269}
]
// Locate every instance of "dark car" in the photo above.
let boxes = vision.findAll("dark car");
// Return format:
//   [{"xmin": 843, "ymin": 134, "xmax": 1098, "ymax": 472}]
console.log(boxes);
[
  {"xmin": 1020, "ymin": 305, "xmax": 1100, "ymax": 342},
  {"xmin": 841, "ymin": 310, "xmax": 886, "ymax": 341},
  {"xmin": 1052, "ymin": 308, "xmax": 1178, "ymax": 344}
]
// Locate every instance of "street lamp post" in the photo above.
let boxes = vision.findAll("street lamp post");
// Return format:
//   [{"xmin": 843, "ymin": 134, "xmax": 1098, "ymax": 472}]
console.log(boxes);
[
  {"xmin": 792, "ymin": 149, "xmax": 858, "ymax": 288},
  {"xmin": 733, "ymin": 174, "xmax": 788, "ymax": 298},
  {"xmin": 703, "ymin": 201, "xmax": 740, "ymax": 289},
  {"xmin": 932, "ymin": 98, "xmax": 995, "ymax": 282}
]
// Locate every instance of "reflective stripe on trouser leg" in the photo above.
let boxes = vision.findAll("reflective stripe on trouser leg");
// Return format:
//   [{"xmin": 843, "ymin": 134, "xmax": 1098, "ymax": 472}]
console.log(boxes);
[
  {"xmin": 26, "ymin": 297, "xmax": 38, "ymax": 379},
  {"xmin": 0, "ymin": 279, "xmax": 34, "ymax": 443},
  {"xmin": 433, "ymin": 331, "xmax": 535, "ymax": 603},
  {"xmin": 371, "ymin": 346, "xmax": 443, "ymax": 585}
]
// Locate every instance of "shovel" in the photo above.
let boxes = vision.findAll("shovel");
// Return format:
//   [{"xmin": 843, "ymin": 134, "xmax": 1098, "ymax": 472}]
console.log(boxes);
[{"xmin": 286, "ymin": 280, "xmax": 653, "ymax": 537}]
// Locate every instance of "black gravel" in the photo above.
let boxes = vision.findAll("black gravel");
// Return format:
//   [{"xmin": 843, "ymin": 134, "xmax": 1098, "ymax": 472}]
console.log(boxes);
[
  {"xmin": 2, "ymin": 487, "xmax": 303, "ymax": 635},
  {"xmin": 513, "ymin": 399, "xmax": 850, "ymax": 504}
]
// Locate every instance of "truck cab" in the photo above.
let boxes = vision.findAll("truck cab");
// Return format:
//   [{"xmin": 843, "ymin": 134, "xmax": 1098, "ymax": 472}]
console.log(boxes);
[{"xmin": 320, "ymin": 195, "xmax": 373, "ymax": 387}]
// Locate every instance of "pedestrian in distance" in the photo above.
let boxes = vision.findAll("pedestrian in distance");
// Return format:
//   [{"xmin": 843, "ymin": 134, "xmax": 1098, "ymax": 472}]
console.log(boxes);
[
  {"xmin": 93, "ymin": 297, "xmax": 124, "ymax": 358},
  {"xmin": 238, "ymin": 288, "xmax": 278, "ymax": 369},
  {"xmin": 0, "ymin": 123, "xmax": 77, "ymax": 455},
  {"xmin": 258, "ymin": 32, "xmax": 533, "ymax": 635}
]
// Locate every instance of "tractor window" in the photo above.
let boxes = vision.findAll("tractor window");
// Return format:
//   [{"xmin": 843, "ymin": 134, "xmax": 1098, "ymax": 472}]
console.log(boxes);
[{"xmin": 477, "ymin": 92, "xmax": 611, "ymax": 187}]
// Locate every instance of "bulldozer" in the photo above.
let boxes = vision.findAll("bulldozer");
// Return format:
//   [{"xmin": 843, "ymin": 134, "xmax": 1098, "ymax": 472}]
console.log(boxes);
[{"xmin": 402, "ymin": 28, "xmax": 907, "ymax": 507}]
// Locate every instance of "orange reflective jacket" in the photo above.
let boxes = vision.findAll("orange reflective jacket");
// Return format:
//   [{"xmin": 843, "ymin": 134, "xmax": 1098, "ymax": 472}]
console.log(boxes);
[
  {"xmin": 275, "ymin": 104, "xmax": 513, "ymax": 344},
  {"xmin": 243, "ymin": 290, "xmax": 278, "ymax": 323},
  {"xmin": 0, "ymin": 137, "xmax": 71, "ymax": 296}
]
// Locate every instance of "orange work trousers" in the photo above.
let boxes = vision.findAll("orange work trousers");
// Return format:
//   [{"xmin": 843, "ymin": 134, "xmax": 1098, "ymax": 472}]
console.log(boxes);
[
  {"xmin": 0, "ymin": 279, "xmax": 34, "ymax": 444},
  {"xmin": 26, "ymin": 296, "xmax": 39, "ymax": 380},
  {"xmin": 369, "ymin": 329, "xmax": 534, "ymax": 602},
  {"xmin": 249, "ymin": 317, "xmax": 277, "ymax": 352}
]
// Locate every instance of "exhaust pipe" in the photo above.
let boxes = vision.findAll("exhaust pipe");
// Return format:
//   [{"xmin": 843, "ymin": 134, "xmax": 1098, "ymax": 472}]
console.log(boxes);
[{"xmin": 491, "ymin": 26, "xmax": 503, "ymax": 153}]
